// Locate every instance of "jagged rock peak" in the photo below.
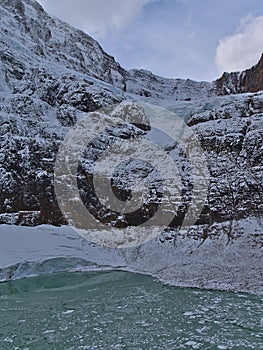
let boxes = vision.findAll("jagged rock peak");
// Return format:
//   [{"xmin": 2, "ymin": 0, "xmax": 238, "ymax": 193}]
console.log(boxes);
[{"xmin": 214, "ymin": 53, "xmax": 263, "ymax": 95}]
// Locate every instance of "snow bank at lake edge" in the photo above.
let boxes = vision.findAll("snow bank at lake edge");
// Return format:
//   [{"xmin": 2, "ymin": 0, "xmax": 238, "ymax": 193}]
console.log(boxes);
[{"xmin": 0, "ymin": 216, "xmax": 262, "ymax": 295}]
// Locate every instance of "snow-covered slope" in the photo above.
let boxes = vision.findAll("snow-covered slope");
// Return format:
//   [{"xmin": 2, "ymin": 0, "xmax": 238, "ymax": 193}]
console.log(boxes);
[
  {"xmin": 0, "ymin": 218, "xmax": 262, "ymax": 295},
  {"xmin": 0, "ymin": 0, "xmax": 127, "ymax": 88}
]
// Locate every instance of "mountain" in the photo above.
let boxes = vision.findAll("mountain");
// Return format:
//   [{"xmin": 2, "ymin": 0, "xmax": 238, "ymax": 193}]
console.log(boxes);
[
  {"xmin": 0, "ymin": 0, "xmax": 212, "ymax": 102},
  {"xmin": 0, "ymin": 0, "xmax": 262, "ymax": 245}
]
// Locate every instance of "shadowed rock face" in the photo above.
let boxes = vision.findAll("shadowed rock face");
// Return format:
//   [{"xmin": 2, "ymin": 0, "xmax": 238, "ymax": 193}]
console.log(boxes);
[
  {"xmin": 214, "ymin": 54, "xmax": 263, "ymax": 95},
  {"xmin": 0, "ymin": 0, "xmax": 262, "ymax": 232}
]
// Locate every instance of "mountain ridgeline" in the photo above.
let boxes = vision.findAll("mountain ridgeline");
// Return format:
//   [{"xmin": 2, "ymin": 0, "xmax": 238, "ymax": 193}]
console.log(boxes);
[{"xmin": 0, "ymin": 0, "xmax": 262, "ymax": 239}]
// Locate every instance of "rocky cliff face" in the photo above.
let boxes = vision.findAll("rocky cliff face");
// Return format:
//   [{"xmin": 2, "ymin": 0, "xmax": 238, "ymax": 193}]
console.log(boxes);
[
  {"xmin": 189, "ymin": 93, "xmax": 263, "ymax": 227},
  {"xmin": 0, "ymin": 0, "xmax": 262, "ymax": 238},
  {"xmin": 214, "ymin": 54, "xmax": 263, "ymax": 95}
]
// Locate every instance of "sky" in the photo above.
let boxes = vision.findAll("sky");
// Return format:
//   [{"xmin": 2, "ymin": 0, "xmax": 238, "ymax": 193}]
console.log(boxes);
[{"xmin": 38, "ymin": 0, "xmax": 263, "ymax": 81}]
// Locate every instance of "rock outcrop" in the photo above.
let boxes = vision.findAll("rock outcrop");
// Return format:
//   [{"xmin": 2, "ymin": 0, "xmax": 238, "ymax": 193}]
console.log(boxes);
[{"xmin": 214, "ymin": 54, "xmax": 263, "ymax": 95}]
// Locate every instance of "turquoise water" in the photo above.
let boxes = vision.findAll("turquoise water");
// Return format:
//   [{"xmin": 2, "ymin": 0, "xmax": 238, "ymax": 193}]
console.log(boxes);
[{"xmin": 0, "ymin": 271, "xmax": 262, "ymax": 349}]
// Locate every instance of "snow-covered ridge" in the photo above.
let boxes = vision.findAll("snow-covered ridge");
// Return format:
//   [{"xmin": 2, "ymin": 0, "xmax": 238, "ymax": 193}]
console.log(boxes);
[{"xmin": 0, "ymin": 0, "xmax": 215, "ymax": 102}]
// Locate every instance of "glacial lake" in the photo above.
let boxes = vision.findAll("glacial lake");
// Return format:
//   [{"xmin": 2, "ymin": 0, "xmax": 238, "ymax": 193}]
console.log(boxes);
[{"xmin": 0, "ymin": 271, "xmax": 262, "ymax": 349}]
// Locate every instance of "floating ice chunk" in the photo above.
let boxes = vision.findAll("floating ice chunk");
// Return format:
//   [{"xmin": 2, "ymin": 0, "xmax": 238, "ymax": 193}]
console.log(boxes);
[
  {"xmin": 185, "ymin": 340, "xmax": 201, "ymax": 348},
  {"xmin": 62, "ymin": 310, "xmax": 75, "ymax": 315},
  {"xmin": 184, "ymin": 311, "xmax": 194, "ymax": 316}
]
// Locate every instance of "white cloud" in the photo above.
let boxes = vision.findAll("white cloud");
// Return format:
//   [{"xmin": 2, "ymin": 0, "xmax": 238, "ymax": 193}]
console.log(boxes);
[
  {"xmin": 215, "ymin": 15, "xmax": 263, "ymax": 74},
  {"xmin": 38, "ymin": 0, "xmax": 154, "ymax": 38}
]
